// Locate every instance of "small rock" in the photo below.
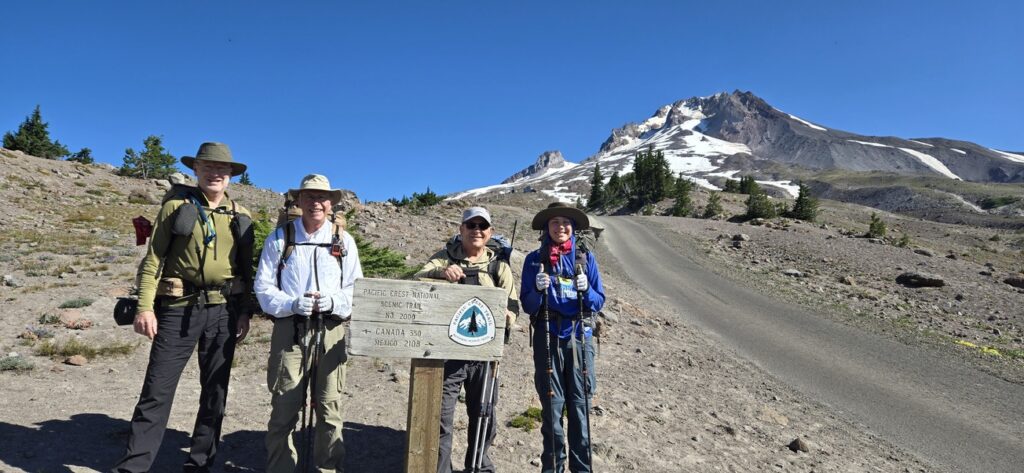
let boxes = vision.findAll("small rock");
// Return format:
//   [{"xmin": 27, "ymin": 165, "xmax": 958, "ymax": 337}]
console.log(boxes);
[
  {"xmin": 913, "ymin": 248, "xmax": 935, "ymax": 257},
  {"xmin": 18, "ymin": 331, "xmax": 38, "ymax": 341},
  {"xmin": 839, "ymin": 275, "xmax": 855, "ymax": 286},
  {"xmin": 530, "ymin": 458, "xmax": 541, "ymax": 467},
  {"xmin": 4, "ymin": 274, "xmax": 23, "ymax": 288},
  {"xmin": 781, "ymin": 269, "xmax": 805, "ymax": 278},
  {"xmin": 896, "ymin": 272, "xmax": 945, "ymax": 288},
  {"xmin": 980, "ymin": 270, "xmax": 993, "ymax": 276},
  {"xmin": 788, "ymin": 437, "xmax": 810, "ymax": 453},
  {"xmin": 733, "ymin": 234, "xmax": 751, "ymax": 242},
  {"xmin": 65, "ymin": 355, "xmax": 88, "ymax": 366}
]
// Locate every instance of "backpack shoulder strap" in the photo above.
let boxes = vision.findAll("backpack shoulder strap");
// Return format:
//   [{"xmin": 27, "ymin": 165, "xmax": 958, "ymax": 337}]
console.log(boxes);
[{"xmin": 276, "ymin": 221, "xmax": 295, "ymax": 289}]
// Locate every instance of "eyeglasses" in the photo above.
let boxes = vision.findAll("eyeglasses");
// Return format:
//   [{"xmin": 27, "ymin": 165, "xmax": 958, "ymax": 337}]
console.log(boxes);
[{"xmin": 464, "ymin": 221, "xmax": 491, "ymax": 231}]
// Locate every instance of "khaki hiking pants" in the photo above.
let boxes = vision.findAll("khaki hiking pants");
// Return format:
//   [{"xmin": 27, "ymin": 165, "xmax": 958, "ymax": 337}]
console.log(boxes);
[{"xmin": 266, "ymin": 316, "xmax": 348, "ymax": 473}]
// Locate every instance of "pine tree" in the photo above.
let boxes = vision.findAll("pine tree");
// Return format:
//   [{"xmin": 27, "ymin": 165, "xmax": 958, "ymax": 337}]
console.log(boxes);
[
  {"xmin": 631, "ymin": 146, "xmax": 673, "ymax": 208},
  {"xmin": 239, "ymin": 172, "xmax": 253, "ymax": 185},
  {"xmin": 604, "ymin": 171, "xmax": 624, "ymax": 208},
  {"xmin": 67, "ymin": 147, "xmax": 94, "ymax": 164},
  {"xmin": 587, "ymin": 163, "xmax": 605, "ymax": 211},
  {"xmin": 702, "ymin": 192, "xmax": 723, "ymax": 219},
  {"xmin": 745, "ymin": 186, "xmax": 777, "ymax": 220},
  {"xmin": 670, "ymin": 173, "xmax": 693, "ymax": 217},
  {"xmin": 119, "ymin": 135, "xmax": 177, "ymax": 180},
  {"xmin": 2, "ymin": 105, "xmax": 69, "ymax": 159},
  {"xmin": 788, "ymin": 183, "xmax": 819, "ymax": 222},
  {"xmin": 867, "ymin": 212, "xmax": 887, "ymax": 238},
  {"xmin": 723, "ymin": 179, "xmax": 741, "ymax": 193},
  {"xmin": 739, "ymin": 176, "xmax": 758, "ymax": 195}
]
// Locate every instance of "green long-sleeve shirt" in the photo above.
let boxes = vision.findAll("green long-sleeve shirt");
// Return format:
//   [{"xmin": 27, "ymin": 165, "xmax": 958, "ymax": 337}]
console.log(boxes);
[{"xmin": 137, "ymin": 188, "xmax": 253, "ymax": 312}]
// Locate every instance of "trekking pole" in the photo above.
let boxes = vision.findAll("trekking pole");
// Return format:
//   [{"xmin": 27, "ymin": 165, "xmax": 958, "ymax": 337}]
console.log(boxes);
[
  {"xmin": 304, "ymin": 312, "xmax": 324, "ymax": 473},
  {"xmin": 297, "ymin": 317, "xmax": 310, "ymax": 473},
  {"xmin": 505, "ymin": 220, "xmax": 518, "ymax": 345},
  {"xmin": 470, "ymin": 361, "xmax": 498, "ymax": 472},
  {"xmin": 575, "ymin": 263, "xmax": 594, "ymax": 470},
  {"xmin": 540, "ymin": 262, "xmax": 557, "ymax": 470}
]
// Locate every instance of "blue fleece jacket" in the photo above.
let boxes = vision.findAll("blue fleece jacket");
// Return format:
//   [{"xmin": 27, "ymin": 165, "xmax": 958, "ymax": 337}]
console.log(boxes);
[{"xmin": 520, "ymin": 235, "xmax": 605, "ymax": 339}]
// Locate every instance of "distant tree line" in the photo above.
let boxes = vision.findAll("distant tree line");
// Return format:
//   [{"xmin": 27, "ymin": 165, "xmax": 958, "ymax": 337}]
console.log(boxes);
[
  {"xmin": 2, "ymin": 105, "xmax": 253, "ymax": 184},
  {"xmin": 585, "ymin": 145, "xmax": 818, "ymax": 222},
  {"xmin": 388, "ymin": 187, "xmax": 444, "ymax": 209}
]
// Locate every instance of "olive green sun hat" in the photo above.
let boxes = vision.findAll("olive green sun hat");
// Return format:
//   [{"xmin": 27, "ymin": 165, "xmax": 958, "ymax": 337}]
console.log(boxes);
[{"xmin": 180, "ymin": 142, "xmax": 247, "ymax": 177}]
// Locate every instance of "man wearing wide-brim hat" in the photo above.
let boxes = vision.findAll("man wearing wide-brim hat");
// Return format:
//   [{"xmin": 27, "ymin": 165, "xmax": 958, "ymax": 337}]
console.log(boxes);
[
  {"xmin": 115, "ymin": 142, "xmax": 255, "ymax": 473},
  {"xmin": 255, "ymin": 174, "xmax": 363, "ymax": 472},
  {"xmin": 520, "ymin": 201, "xmax": 605, "ymax": 473}
]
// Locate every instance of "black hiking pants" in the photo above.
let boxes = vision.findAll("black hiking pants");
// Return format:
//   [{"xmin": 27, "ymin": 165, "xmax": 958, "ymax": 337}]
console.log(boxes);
[
  {"xmin": 532, "ymin": 327, "xmax": 596, "ymax": 473},
  {"xmin": 438, "ymin": 359, "xmax": 499, "ymax": 473},
  {"xmin": 112, "ymin": 303, "xmax": 237, "ymax": 473}
]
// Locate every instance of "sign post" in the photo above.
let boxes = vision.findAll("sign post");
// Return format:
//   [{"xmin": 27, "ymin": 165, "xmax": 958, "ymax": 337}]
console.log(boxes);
[{"xmin": 350, "ymin": 278, "xmax": 507, "ymax": 473}]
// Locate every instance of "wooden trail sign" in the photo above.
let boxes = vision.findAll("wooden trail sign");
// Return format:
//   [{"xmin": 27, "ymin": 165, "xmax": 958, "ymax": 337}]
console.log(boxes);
[
  {"xmin": 349, "ymin": 278, "xmax": 508, "ymax": 472},
  {"xmin": 350, "ymin": 278, "xmax": 507, "ymax": 361}
]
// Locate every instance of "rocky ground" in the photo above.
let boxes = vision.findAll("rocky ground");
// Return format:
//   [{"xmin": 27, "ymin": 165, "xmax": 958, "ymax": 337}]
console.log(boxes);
[{"xmin": 7, "ymin": 148, "xmax": 1021, "ymax": 471}]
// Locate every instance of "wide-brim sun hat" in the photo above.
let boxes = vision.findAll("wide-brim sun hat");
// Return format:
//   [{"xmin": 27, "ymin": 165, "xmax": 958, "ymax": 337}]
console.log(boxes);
[
  {"xmin": 288, "ymin": 174, "xmax": 343, "ymax": 205},
  {"xmin": 531, "ymin": 202, "xmax": 590, "ymax": 231},
  {"xmin": 180, "ymin": 142, "xmax": 247, "ymax": 177}
]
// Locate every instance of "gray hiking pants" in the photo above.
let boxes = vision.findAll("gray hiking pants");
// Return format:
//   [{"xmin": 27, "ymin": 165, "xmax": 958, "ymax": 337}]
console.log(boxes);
[
  {"xmin": 532, "ymin": 326, "xmax": 596, "ymax": 473},
  {"xmin": 438, "ymin": 360, "xmax": 499, "ymax": 473}
]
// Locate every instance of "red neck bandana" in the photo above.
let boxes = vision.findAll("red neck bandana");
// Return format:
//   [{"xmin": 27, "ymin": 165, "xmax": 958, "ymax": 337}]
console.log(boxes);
[{"xmin": 548, "ymin": 239, "xmax": 573, "ymax": 270}]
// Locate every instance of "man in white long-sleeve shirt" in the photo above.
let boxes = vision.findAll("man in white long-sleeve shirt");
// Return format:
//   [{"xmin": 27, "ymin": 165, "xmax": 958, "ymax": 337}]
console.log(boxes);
[{"xmin": 255, "ymin": 174, "xmax": 363, "ymax": 473}]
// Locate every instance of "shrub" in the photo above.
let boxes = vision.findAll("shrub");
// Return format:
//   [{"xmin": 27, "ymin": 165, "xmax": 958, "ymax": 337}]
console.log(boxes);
[
  {"xmin": 787, "ymin": 183, "xmax": 819, "ymax": 222},
  {"xmin": 35, "ymin": 338, "xmax": 137, "ymax": 359},
  {"xmin": 38, "ymin": 313, "xmax": 61, "ymax": 325},
  {"xmin": 0, "ymin": 355, "xmax": 34, "ymax": 372},
  {"xmin": 59, "ymin": 298, "xmax": 94, "ymax": 309},
  {"xmin": 509, "ymin": 406, "xmax": 544, "ymax": 432},
  {"xmin": 744, "ymin": 190, "xmax": 777, "ymax": 220},
  {"xmin": 897, "ymin": 233, "xmax": 912, "ymax": 247},
  {"xmin": 979, "ymin": 196, "xmax": 1020, "ymax": 210}
]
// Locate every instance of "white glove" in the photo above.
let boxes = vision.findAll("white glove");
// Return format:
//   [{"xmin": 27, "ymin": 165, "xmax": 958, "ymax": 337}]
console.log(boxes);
[
  {"xmin": 291, "ymin": 296, "xmax": 315, "ymax": 317},
  {"xmin": 535, "ymin": 273, "xmax": 550, "ymax": 291},
  {"xmin": 316, "ymin": 295, "xmax": 334, "ymax": 313},
  {"xmin": 575, "ymin": 273, "xmax": 589, "ymax": 292}
]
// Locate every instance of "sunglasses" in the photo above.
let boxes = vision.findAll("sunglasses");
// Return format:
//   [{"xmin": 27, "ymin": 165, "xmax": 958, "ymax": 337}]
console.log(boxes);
[{"xmin": 464, "ymin": 221, "xmax": 491, "ymax": 230}]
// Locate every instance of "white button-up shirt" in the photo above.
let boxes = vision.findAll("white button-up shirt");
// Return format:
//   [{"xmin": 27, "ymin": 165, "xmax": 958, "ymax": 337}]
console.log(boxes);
[{"xmin": 255, "ymin": 219, "xmax": 362, "ymax": 319}]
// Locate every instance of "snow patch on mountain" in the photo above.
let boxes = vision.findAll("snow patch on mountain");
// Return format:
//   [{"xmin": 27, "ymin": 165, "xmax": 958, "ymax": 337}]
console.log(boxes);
[
  {"xmin": 758, "ymin": 180, "xmax": 801, "ymax": 198},
  {"xmin": 788, "ymin": 114, "xmax": 827, "ymax": 131},
  {"xmin": 908, "ymin": 140, "xmax": 934, "ymax": 147},
  {"xmin": 950, "ymin": 148, "xmax": 967, "ymax": 155},
  {"xmin": 898, "ymin": 148, "xmax": 962, "ymax": 180},
  {"xmin": 848, "ymin": 140, "xmax": 891, "ymax": 148},
  {"xmin": 990, "ymin": 148, "xmax": 1024, "ymax": 164}
]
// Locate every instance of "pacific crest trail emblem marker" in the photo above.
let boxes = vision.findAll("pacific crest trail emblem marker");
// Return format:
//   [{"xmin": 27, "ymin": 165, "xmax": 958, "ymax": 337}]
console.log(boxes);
[{"xmin": 449, "ymin": 297, "xmax": 496, "ymax": 346}]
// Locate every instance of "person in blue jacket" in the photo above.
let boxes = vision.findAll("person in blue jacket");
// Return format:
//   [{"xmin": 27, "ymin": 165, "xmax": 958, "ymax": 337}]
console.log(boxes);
[{"xmin": 520, "ymin": 202, "xmax": 605, "ymax": 473}]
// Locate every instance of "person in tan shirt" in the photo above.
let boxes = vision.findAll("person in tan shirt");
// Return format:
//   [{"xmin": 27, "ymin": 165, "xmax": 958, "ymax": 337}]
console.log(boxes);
[{"xmin": 414, "ymin": 206, "xmax": 519, "ymax": 473}]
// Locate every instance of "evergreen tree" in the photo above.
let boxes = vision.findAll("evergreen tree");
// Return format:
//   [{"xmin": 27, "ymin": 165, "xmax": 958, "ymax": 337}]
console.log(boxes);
[
  {"xmin": 67, "ymin": 147, "xmax": 94, "ymax": 164},
  {"xmin": 702, "ymin": 191, "xmax": 723, "ymax": 219},
  {"xmin": 587, "ymin": 163, "xmax": 605, "ymax": 211},
  {"xmin": 744, "ymin": 184, "xmax": 777, "ymax": 220},
  {"xmin": 723, "ymin": 179, "xmax": 741, "ymax": 193},
  {"xmin": 739, "ymin": 176, "xmax": 758, "ymax": 195},
  {"xmin": 119, "ymin": 135, "xmax": 177, "ymax": 180},
  {"xmin": 575, "ymin": 196, "xmax": 585, "ymax": 209},
  {"xmin": 787, "ymin": 183, "xmax": 818, "ymax": 222},
  {"xmin": 2, "ymin": 105, "xmax": 69, "ymax": 159},
  {"xmin": 631, "ymin": 146, "xmax": 673, "ymax": 208},
  {"xmin": 604, "ymin": 171, "xmax": 624, "ymax": 208},
  {"xmin": 867, "ymin": 212, "xmax": 887, "ymax": 238},
  {"xmin": 239, "ymin": 172, "xmax": 253, "ymax": 185},
  {"xmin": 670, "ymin": 173, "xmax": 693, "ymax": 217}
]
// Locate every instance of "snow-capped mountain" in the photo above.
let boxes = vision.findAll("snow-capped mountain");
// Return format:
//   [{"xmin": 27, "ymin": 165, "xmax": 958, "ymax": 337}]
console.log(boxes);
[{"xmin": 450, "ymin": 90, "xmax": 1024, "ymax": 204}]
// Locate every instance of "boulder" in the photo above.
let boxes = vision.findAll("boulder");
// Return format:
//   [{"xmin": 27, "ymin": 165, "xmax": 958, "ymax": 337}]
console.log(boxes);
[
  {"xmin": 896, "ymin": 272, "xmax": 945, "ymax": 288},
  {"xmin": 1004, "ymin": 276, "xmax": 1024, "ymax": 289}
]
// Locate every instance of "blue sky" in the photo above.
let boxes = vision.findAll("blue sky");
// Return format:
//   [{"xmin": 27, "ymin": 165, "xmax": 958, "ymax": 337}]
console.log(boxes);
[{"xmin": 2, "ymin": 1, "xmax": 1021, "ymax": 202}]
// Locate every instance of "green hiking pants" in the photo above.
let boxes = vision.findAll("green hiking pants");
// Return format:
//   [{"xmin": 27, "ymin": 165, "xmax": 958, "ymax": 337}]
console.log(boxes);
[{"xmin": 266, "ymin": 316, "xmax": 348, "ymax": 473}]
